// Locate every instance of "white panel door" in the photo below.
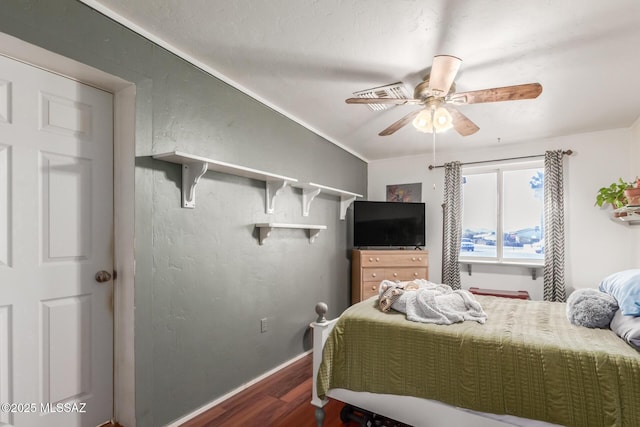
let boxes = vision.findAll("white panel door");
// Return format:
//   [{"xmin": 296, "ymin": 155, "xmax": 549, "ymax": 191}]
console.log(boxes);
[{"xmin": 0, "ymin": 54, "xmax": 113, "ymax": 427}]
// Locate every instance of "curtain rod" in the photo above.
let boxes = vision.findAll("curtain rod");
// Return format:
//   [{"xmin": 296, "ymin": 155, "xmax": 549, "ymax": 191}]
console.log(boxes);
[{"xmin": 428, "ymin": 149, "xmax": 573, "ymax": 170}]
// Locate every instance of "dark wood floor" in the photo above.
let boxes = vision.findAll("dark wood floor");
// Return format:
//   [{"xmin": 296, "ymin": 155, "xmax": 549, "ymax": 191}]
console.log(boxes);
[{"xmin": 179, "ymin": 353, "xmax": 359, "ymax": 427}]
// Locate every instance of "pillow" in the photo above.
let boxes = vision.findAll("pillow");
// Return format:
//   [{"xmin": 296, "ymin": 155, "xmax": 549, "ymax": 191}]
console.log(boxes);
[
  {"xmin": 566, "ymin": 288, "xmax": 618, "ymax": 328},
  {"xmin": 598, "ymin": 269, "xmax": 640, "ymax": 316},
  {"xmin": 610, "ymin": 309, "xmax": 640, "ymax": 350}
]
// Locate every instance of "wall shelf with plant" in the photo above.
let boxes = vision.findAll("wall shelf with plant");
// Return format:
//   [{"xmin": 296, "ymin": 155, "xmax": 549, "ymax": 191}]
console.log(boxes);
[{"xmin": 595, "ymin": 177, "xmax": 640, "ymax": 225}]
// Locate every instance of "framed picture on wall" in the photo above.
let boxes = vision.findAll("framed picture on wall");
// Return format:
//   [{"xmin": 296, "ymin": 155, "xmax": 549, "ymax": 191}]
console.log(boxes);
[{"xmin": 386, "ymin": 183, "xmax": 422, "ymax": 202}]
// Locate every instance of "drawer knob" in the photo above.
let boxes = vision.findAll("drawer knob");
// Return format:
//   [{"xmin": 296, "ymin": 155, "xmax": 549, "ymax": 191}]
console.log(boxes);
[
  {"xmin": 375, "ymin": 257, "xmax": 380, "ymax": 262},
  {"xmin": 369, "ymin": 257, "xmax": 373, "ymax": 262},
  {"xmin": 393, "ymin": 273, "xmax": 398, "ymax": 277},
  {"xmin": 372, "ymin": 285, "xmax": 377, "ymax": 291},
  {"xmin": 412, "ymin": 257, "xmax": 416, "ymax": 261},
  {"xmin": 418, "ymin": 257, "xmax": 422, "ymax": 261},
  {"xmin": 413, "ymin": 272, "xmax": 418, "ymax": 276},
  {"xmin": 372, "ymin": 273, "xmax": 377, "ymax": 278}
]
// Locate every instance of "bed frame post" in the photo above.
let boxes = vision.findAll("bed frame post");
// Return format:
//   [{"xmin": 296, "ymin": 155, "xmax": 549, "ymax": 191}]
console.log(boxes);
[{"xmin": 310, "ymin": 302, "xmax": 336, "ymax": 427}]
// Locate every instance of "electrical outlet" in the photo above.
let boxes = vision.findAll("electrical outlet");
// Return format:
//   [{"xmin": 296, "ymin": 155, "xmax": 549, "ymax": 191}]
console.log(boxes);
[{"xmin": 260, "ymin": 317, "xmax": 268, "ymax": 333}]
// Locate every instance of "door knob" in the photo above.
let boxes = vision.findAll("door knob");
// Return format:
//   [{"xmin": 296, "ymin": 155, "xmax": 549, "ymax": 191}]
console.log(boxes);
[{"xmin": 95, "ymin": 270, "xmax": 112, "ymax": 283}]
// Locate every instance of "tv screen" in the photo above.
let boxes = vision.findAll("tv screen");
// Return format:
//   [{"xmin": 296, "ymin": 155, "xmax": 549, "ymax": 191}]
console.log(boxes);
[{"xmin": 353, "ymin": 201, "xmax": 426, "ymax": 248}]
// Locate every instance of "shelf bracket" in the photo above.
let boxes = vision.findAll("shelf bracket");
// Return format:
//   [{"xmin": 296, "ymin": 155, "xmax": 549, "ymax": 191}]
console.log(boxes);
[
  {"xmin": 302, "ymin": 186, "xmax": 322, "ymax": 217},
  {"xmin": 531, "ymin": 268, "xmax": 538, "ymax": 280},
  {"xmin": 339, "ymin": 195, "xmax": 357, "ymax": 220},
  {"xmin": 182, "ymin": 161, "xmax": 208, "ymax": 208},
  {"xmin": 308, "ymin": 228, "xmax": 322, "ymax": 244},
  {"xmin": 258, "ymin": 226, "xmax": 272, "ymax": 245},
  {"xmin": 466, "ymin": 263, "xmax": 472, "ymax": 276},
  {"xmin": 265, "ymin": 179, "xmax": 289, "ymax": 214}
]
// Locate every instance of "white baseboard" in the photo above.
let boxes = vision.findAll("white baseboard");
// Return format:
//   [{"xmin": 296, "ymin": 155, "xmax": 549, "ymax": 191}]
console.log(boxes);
[{"xmin": 165, "ymin": 350, "xmax": 312, "ymax": 426}]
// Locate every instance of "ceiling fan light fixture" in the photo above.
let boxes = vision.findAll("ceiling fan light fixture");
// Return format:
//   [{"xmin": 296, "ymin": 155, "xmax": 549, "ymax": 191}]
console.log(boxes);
[
  {"xmin": 412, "ymin": 107, "xmax": 452, "ymax": 133},
  {"xmin": 412, "ymin": 109, "xmax": 433, "ymax": 133},
  {"xmin": 432, "ymin": 107, "xmax": 453, "ymax": 132}
]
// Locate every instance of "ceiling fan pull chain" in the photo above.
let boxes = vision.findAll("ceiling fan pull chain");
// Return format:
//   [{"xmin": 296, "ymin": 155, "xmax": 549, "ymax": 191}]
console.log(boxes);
[{"xmin": 432, "ymin": 127, "xmax": 437, "ymax": 190}]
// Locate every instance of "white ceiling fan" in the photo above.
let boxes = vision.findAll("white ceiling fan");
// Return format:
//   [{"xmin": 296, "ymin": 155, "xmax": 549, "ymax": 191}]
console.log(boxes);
[{"xmin": 346, "ymin": 55, "xmax": 543, "ymax": 137}]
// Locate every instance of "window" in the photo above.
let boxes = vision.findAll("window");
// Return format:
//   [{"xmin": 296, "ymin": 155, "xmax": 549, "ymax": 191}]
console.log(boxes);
[{"xmin": 460, "ymin": 161, "xmax": 544, "ymax": 263}]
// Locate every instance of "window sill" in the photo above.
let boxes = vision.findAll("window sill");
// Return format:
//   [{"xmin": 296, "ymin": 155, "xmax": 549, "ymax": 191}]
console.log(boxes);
[{"xmin": 458, "ymin": 259, "xmax": 544, "ymax": 280}]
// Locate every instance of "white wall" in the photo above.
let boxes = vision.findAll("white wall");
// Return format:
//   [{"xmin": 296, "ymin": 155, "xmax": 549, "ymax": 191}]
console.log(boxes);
[
  {"xmin": 368, "ymin": 127, "xmax": 638, "ymax": 300},
  {"xmin": 631, "ymin": 116, "xmax": 640, "ymax": 263}
]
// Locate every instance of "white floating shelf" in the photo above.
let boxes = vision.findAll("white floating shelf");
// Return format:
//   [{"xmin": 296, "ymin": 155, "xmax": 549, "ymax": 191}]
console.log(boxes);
[
  {"xmin": 255, "ymin": 223, "xmax": 327, "ymax": 245},
  {"xmin": 458, "ymin": 260, "xmax": 543, "ymax": 280},
  {"xmin": 292, "ymin": 182, "xmax": 362, "ymax": 220},
  {"xmin": 612, "ymin": 206, "xmax": 640, "ymax": 225},
  {"xmin": 153, "ymin": 151, "xmax": 297, "ymax": 212}
]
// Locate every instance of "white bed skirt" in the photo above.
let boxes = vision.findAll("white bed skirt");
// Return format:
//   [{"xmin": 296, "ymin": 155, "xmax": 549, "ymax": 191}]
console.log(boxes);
[{"xmin": 327, "ymin": 388, "xmax": 561, "ymax": 427}]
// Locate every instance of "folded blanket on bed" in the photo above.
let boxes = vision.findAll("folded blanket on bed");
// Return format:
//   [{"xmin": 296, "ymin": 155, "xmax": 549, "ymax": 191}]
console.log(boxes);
[{"xmin": 379, "ymin": 279, "xmax": 487, "ymax": 324}]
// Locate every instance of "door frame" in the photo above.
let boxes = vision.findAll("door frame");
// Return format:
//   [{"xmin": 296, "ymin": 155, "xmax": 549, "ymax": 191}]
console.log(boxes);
[{"xmin": 0, "ymin": 32, "xmax": 136, "ymax": 426}]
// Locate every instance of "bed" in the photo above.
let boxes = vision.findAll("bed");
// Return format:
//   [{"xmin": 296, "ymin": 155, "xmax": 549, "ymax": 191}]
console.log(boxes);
[{"xmin": 310, "ymin": 294, "xmax": 640, "ymax": 427}]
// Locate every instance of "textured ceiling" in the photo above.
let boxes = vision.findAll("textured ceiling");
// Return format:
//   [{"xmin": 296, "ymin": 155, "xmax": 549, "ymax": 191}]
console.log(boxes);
[{"xmin": 82, "ymin": 0, "xmax": 640, "ymax": 161}]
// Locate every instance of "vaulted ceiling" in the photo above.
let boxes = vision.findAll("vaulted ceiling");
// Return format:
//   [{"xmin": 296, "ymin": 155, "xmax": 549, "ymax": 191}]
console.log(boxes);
[{"xmin": 82, "ymin": 0, "xmax": 640, "ymax": 161}]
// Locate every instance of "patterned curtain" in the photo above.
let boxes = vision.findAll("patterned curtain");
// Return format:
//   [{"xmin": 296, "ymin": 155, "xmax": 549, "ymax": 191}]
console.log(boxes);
[
  {"xmin": 543, "ymin": 150, "xmax": 566, "ymax": 302},
  {"xmin": 442, "ymin": 161, "xmax": 462, "ymax": 289}
]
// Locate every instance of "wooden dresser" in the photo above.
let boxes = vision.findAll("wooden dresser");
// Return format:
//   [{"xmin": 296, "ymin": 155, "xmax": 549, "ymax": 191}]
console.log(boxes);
[{"xmin": 351, "ymin": 249, "xmax": 429, "ymax": 304}]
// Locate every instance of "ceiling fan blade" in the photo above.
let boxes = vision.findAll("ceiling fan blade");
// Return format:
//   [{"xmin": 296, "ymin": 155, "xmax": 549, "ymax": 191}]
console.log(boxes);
[
  {"xmin": 378, "ymin": 110, "xmax": 421, "ymax": 136},
  {"xmin": 448, "ymin": 83, "xmax": 542, "ymax": 105},
  {"xmin": 445, "ymin": 107, "xmax": 480, "ymax": 136},
  {"xmin": 346, "ymin": 97, "xmax": 422, "ymax": 105},
  {"xmin": 428, "ymin": 55, "xmax": 462, "ymax": 96}
]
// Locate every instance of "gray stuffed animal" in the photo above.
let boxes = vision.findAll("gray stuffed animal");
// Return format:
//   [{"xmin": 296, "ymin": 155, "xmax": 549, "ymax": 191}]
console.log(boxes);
[{"xmin": 566, "ymin": 288, "xmax": 618, "ymax": 328}]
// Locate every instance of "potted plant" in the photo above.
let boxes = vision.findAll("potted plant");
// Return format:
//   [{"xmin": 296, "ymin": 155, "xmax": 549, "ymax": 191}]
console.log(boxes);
[
  {"xmin": 595, "ymin": 178, "xmax": 630, "ymax": 210},
  {"xmin": 624, "ymin": 177, "xmax": 640, "ymax": 206}
]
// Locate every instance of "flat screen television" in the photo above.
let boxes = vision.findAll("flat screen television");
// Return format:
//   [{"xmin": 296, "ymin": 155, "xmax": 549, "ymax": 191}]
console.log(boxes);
[{"xmin": 353, "ymin": 201, "xmax": 426, "ymax": 248}]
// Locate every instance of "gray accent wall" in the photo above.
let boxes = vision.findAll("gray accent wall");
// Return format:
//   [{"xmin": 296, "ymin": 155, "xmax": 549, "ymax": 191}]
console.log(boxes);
[{"xmin": 0, "ymin": 1, "xmax": 367, "ymax": 426}]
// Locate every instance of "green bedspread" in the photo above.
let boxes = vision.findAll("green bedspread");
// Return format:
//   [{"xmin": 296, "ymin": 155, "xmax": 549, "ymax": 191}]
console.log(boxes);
[{"xmin": 317, "ymin": 295, "xmax": 640, "ymax": 427}]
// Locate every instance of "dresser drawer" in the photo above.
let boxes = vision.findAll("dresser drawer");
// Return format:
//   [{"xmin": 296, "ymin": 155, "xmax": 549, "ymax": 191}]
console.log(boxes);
[
  {"xmin": 362, "ymin": 282, "xmax": 381, "ymax": 300},
  {"xmin": 360, "ymin": 252, "xmax": 428, "ymax": 267},
  {"xmin": 362, "ymin": 268, "xmax": 385, "ymax": 282},
  {"xmin": 384, "ymin": 268, "xmax": 428, "ymax": 281}
]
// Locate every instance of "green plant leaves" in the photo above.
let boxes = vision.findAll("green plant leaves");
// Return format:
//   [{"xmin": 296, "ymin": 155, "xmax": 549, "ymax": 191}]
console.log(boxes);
[{"xmin": 595, "ymin": 178, "xmax": 632, "ymax": 208}]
